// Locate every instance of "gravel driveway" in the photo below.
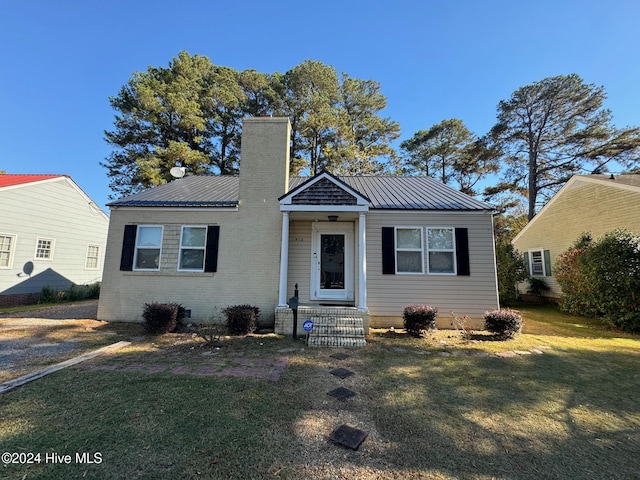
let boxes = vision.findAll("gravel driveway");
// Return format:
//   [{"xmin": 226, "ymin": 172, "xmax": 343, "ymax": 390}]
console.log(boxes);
[{"xmin": 0, "ymin": 300, "xmax": 98, "ymax": 320}]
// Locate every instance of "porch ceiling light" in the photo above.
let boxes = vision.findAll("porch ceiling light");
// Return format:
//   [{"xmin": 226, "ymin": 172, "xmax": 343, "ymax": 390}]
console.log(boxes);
[{"xmin": 328, "ymin": 215, "xmax": 338, "ymax": 222}]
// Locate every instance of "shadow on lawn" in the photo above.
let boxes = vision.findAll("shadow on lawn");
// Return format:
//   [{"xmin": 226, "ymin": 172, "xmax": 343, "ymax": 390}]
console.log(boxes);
[{"xmin": 368, "ymin": 348, "xmax": 640, "ymax": 479}]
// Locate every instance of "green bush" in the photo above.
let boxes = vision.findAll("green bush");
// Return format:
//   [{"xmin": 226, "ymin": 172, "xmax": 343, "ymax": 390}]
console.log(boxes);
[
  {"xmin": 39, "ymin": 285, "xmax": 62, "ymax": 303},
  {"xmin": 403, "ymin": 304, "xmax": 438, "ymax": 337},
  {"xmin": 39, "ymin": 282, "xmax": 101, "ymax": 304},
  {"xmin": 557, "ymin": 229, "xmax": 640, "ymax": 332},
  {"xmin": 495, "ymin": 242, "xmax": 528, "ymax": 306},
  {"xmin": 142, "ymin": 303, "xmax": 179, "ymax": 334},
  {"xmin": 483, "ymin": 309, "xmax": 522, "ymax": 339},
  {"xmin": 222, "ymin": 305, "xmax": 259, "ymax": 335}
]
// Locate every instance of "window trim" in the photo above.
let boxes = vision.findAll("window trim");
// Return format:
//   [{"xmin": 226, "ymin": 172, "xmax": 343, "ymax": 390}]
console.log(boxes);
[
  {"xmin": 426, "ymin": 227, "xmax": 457, "ymax": 275},
  {"xmin": 133, "ymin": 225, "xmax": 163, "ymax": 271},
  {"xmin": 85, "ymin": 244, "xmax": 101, "ymax": 270},
  {"xmin": 528, "ymin": 248, "xmax": 546, "ymax": 277},
  {"xmin": 178, "ymin": 225, "xmax": 208, "ymax": 272},
  {"xmin": 34, "ymin": 237, "xmax": 55, "ymax": 261},
  {"xmin": 0, "ymin": 233, "xmax": 17, "ymax": 269},
  {"xmin": 394, "ymin": 226, "xmax": 424, "ymax": 274}
]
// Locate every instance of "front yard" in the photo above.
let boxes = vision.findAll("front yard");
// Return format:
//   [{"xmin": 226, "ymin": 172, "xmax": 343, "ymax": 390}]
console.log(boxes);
[{"xmin": 1, "ymin": 306, "xmax": 639, "ymax": 479}]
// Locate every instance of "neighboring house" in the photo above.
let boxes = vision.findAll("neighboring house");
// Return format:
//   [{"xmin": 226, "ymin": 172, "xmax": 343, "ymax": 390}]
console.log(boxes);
[
  {"xmin": 0, "ymin": 174, "xmax": 110, "ymax": 306},
  {"xmin": 512, "ymin": 174, "xmax": 640, "ymax": 300},
  {"xmin": 98, "ymin": 117, "xmax": 499, "ymax": 344}
]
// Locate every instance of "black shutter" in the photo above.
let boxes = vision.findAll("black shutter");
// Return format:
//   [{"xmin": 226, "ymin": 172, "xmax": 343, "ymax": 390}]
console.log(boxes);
[
  {"xmin": 120, "ymin": 225, "xmax": 137, "ymax": 271},
  {"xmin": 455, "ymin": 228, "xmax": 470, "ymax": 276},
  {"xmin": 543, "ymin": 249, "xmax": 552, "ymax": 276},
  {"xmin": 204, "ymin": 225, "xmax": 220, "ymax": 272},
  {"xmin": 523, "ymin": 252, "xmax": 530, "ymax": 275},
  {"xmin": 381, "ymin": 227, "xmax": 395, "ymax": 274}
]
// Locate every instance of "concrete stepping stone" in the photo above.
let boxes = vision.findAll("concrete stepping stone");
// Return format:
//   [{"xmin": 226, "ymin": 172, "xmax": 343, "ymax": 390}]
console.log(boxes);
[
  {"xmin": 329, "ymin": 424, "xmax": 368, "ymax": 450},
  {"xmin": 330, "ymin": 352, "xmax": 350, "ymax": 360},
  {"xmin": 330, "ymin": 367, "xmax": 355, "ymax": 379},
  {"xmin": 327, "ymin": 387, "xmax": 357, "ymax": 401}
]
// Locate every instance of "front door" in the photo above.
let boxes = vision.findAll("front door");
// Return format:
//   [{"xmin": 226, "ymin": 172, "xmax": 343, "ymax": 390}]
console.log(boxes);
[{"xmin": 311, "ymin": 222, "xmax": 354, "ymax": 301}]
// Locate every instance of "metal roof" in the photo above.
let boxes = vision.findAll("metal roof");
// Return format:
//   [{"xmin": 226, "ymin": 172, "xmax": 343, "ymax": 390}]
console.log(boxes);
[
  {"xmin": 0, "ymin": 174, "xmax": 66, "ymax": 188},
  {"xmin": 108, "ymin": 174, "xmax": 492, "ymax": 211}
]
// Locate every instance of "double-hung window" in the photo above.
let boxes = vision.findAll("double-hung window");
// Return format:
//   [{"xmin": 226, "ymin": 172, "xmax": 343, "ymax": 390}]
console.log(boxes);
[
  {"xmin": 427, "ymin": 228, "xmax": 456, "ymax": 274},
  {"xmin": 395, "ymin": 227, "xmax": 424, "ymax": 274},
  {"xmin": 133, "ymin": 226, "xmax": 163, "ymax": 271},
  {"xmin": 528, "ymin": 249, "xmax": 546, "ymax": 276},
  {"xmin": 0, "ymin": 234, "xmax": 16, "ymax": 268},
  {"xmin": 178, "ymin": 226, "xmax": 207, "ymax": 271},
  {"xmin": 85, "ymin": 244, "xmax": 100, "ymax": 269},
  {"xmin": 35, "ymin": 238, "xmax": 54, "ymax": 260}
]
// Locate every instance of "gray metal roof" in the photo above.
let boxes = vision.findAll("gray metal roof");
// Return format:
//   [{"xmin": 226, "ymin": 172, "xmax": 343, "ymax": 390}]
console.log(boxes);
[
  {"xmin": 108, "ymin": 176, "xmax": 239, "ymax": 207},
  {"xmin": 109, "ymin": 174, "xmax": 492, "ymax": 211}
]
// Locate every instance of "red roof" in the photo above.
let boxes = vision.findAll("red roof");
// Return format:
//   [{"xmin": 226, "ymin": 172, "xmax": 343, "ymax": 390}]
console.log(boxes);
[{"xmin": 0, "ymin": 174, "xmax": 66, "ymax": 188}]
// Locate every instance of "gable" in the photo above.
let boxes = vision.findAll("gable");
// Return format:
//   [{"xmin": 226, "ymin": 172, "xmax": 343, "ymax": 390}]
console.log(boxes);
[{"xmin": 291, "ymin": 177, "xmax": 357, "ymax": 205}]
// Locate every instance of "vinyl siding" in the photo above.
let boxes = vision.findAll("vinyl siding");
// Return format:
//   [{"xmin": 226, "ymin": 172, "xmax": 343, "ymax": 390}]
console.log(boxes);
[
  {"xmin": 513, "ymin": 179, "xmax": 640, "ymax": 297},
  {"xmin": 0, "ymin": 178, "xmax": 109, "ymax": 296}
]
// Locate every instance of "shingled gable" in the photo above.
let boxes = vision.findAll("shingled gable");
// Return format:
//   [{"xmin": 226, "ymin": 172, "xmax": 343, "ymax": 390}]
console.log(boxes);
[{"xmin": 279, "ymin": 171, "xmax": 370, "ymax": 211}]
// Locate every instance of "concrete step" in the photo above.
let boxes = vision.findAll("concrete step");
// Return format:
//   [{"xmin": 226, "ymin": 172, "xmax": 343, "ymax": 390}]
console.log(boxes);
[
  {"xmin": 309, "ymin": 316, "xmax": 364, "ymax": 327},
  {"xmin": 307, "ymin": 336, "xmax": 367, "ymax": 348},
  {"xmin": 311, "ymin": 325, "xmax": 365, "ymax": 336}
]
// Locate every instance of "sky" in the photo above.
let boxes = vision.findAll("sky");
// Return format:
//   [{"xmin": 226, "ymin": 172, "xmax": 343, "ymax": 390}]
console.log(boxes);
[{"xmin": 2, "ymin": 0, "xmax": 640, "ymax": 213}]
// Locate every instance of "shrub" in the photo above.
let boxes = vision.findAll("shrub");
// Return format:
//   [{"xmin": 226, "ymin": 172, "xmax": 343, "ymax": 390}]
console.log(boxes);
[
  {"xmin": 222, "ymin": 305, "xmax": 259, "ymax": 335},
  {"xmin": 527, "ymin": 277, "xmax": 550, "ymax": 300},
  {"xmin": 403, "ymin": 304, "xmax": 438, "ymax": 337},
  {"xmin": 39, "ymin": 285, "xmax": 61, "ymax": 304},
  {"xmin": 484, "ymin": 309, "xmax": 522, "ymax": 339},
  {"xmin": 495, "ymin": 242, "xmax": 528, "ymax": 306},
  {"xmin": 142, "ymin": 303, "xmax": 179, "ymax": 334}
]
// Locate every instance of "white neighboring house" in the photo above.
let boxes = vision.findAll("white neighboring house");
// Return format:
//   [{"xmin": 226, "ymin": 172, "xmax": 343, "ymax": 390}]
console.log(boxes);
[{"xmin": 0, "ymin": 174, "xmax": 110, "ymax": 306}]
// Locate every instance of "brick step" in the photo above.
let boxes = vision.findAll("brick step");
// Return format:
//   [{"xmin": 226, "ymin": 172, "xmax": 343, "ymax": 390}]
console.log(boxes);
[{"xmin": 307, "ymin": 336, "xmax": 367, "ymax": 348}]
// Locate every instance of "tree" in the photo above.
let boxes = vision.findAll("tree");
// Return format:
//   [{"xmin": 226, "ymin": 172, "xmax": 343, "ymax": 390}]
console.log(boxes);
[
  {"xmin": 400, "ymin": 119, "xmax": 499, "ymax": 194},
  {"xmin": 487, "ymin": 74, "xmax": 640, "ymax": 220},
  {"xmin": 103, "ymin": 52, "xmax": 243, "ymax": 197},
  {"xmin": 329, "ymin": 74, "xmax": 400, "ymax": 175}
]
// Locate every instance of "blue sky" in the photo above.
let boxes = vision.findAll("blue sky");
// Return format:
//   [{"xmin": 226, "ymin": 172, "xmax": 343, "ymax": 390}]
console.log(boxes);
[{"xmin": 2, "ymin": 0, "xmax": 639, "ymax": 212}]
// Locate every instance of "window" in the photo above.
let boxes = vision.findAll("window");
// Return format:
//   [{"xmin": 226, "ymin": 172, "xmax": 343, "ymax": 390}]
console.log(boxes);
[
  {"xmin": 395, "ymin": 227, "xmax": 424, "ymax": 273},
  {"xmin": 427, "ymin": 228, "xmax": 456, "ymax": 274},
  {"xmin": 0, "ymin": 234, "xmax": 16, "ymax": 268},
  {"xmin": 35, "ymin": 238, "xmax": 54, "ymax": 260},
  {"xmin": 178, "ymin": 226, "xmax": 207, "ymax": 271},
  {"xmin": 527, "ymin": 249, "xmax": 550, "ymax": 277},
  {"xmin": 85, "ymin": 245, "xmax": 100, "ymax": 269},
  {"xmin": 133, "ymin": 226, "xmax": 163, "ymax": 271}
]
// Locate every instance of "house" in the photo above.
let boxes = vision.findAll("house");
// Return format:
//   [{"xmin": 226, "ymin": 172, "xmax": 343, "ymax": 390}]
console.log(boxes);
[
  {"xmin": 0, "ymin": 174, "xmax": 110, "ymax": 306},
  {"xmin": 512, "ymin": 174, "xmax": 640, "ymax": 300},
  {"xmin": 98, "ymin": 117, "xmax": 499, "ymax": 344}
]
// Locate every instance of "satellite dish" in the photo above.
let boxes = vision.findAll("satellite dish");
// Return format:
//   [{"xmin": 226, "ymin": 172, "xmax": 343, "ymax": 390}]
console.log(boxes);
[{"xmin": 170, "ymin": 166, "xmax": 186, "ymax": 178}]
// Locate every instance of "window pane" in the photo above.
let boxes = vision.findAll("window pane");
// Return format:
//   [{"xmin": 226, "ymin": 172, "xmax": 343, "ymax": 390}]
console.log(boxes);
[
  {"xmin": 429, "ymin": 252, "xmax": 454, "ymax": 273},
  {"xmin": 138, "ymin": 226, "xmax": 162, "ymax": 247},
  {"xmin": 180, "ymin": 250, "xmax": 205, "ymax": 270},
  {"xmin": 531, "ymin": 251, "xmax": 544, "ymax": 276},
  {"xmin": 397, "ymin": 228, "xmax": 422, "ymax": 249},
  {"xmin": 135, "ymin": 249, "xmax": 160, "ymax": 269},
  {"xmin": 181, "ymin": 227, "xmax": 206, "ymax": 247},
  {"xmin": 397, "ymin": 251, "xmax": 423, "ymax": 273},
  {"xmin": 428, "ymin": 228, "xmax": 453, "ymax": 250}
]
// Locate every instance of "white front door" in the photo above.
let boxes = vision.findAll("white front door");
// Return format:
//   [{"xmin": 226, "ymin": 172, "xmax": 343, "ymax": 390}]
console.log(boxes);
[{"xmin": 310, "ymin": 222, "xmax": 354, "ymax": 301}]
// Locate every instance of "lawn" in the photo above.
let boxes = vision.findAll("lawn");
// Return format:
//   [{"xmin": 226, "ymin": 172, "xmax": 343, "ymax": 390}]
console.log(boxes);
[{"xmin": 1, "ymin": 306, "xmax": 639, "ymax": 479}]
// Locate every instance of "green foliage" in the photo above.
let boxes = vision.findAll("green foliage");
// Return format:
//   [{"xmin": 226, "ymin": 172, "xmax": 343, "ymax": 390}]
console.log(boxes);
[
  {"xmin": 527, "ymin": 277, "xmax": 550, "ymax": 299},
  {"xmin": 400, "ymin": 119, "xmax": 499, "ymax": 195},
  {"xmin": 486, "ymin": 74, "xmax": 640, "ymax": 220},
  {"xmin": 39, "ymin": 283, "xmax": 101, "ymax": 303},
  {"xmin": 142, "ymin": 303, "xmax": 179, "ymax": 334},
  {"xmin": 483, "ymin": 309, "xmax": 523, "ymax": 339},
  {"xmin": 495, "ymin": 242, "xmax": 528, "ymax": 306},
  {"xmin": 403, "ymin": 304, "xmax": 438, "ymax": 337},
  {"xmin": 222, "ymin": 305, "xmax": 260, "ymax": 335},
  {"xmin": 556, "ymin": 230, "xmax": 640, "ymax": 331}
]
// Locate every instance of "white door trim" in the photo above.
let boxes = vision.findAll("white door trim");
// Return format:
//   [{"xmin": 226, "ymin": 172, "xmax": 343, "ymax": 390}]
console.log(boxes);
[{"xmin": 310, "ymin": 222, "xmax": 354, "ymax": 301}]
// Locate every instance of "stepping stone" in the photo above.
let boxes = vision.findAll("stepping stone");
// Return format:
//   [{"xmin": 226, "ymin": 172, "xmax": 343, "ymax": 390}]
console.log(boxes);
[
  {"xmin": 330, "ymin": 352, "xmax": 350, "ymax": 360},
  {"xmin": 495, "ymin": 351, "xmax": 517, "ymax": 358},
  {"xmin": 327, "ymin": 387, "xmax": 357, "ymax": 401},
  {"xmin": 330, "ymin": 367, "xmax": 355, "ymax": 379},
  {"xmin": 437, "ymin": 352, "xmax": 451, "ymax": 357},
  {"xmin": 530, "ymin": 348, "xmax": 544, "ymax": 355},
  {"xmin": 392, "ymin": 347, "xmax": 407, "ymax": 352},
  {"xmin": 329, "ymin": 424, "xmax": 368, "ymax": 450},
  {"xmin": 514, "ymin": 350, "xmax": 532, "ymax": 355}
]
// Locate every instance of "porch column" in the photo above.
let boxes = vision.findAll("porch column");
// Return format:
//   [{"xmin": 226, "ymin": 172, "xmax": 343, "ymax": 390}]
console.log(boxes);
[
  {"xmin": 358, "ymin": 213, "xmax": 367, "ymax": 311},
  {"xmin": 277, "ymin": 212, "xmax": 290, "ymax": 307}
]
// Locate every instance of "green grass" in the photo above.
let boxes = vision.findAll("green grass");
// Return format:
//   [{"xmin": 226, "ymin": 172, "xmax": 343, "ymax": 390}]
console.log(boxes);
[{"xmin": 1, "ymin": 305, "xmax": 639, "ymax": 479}]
